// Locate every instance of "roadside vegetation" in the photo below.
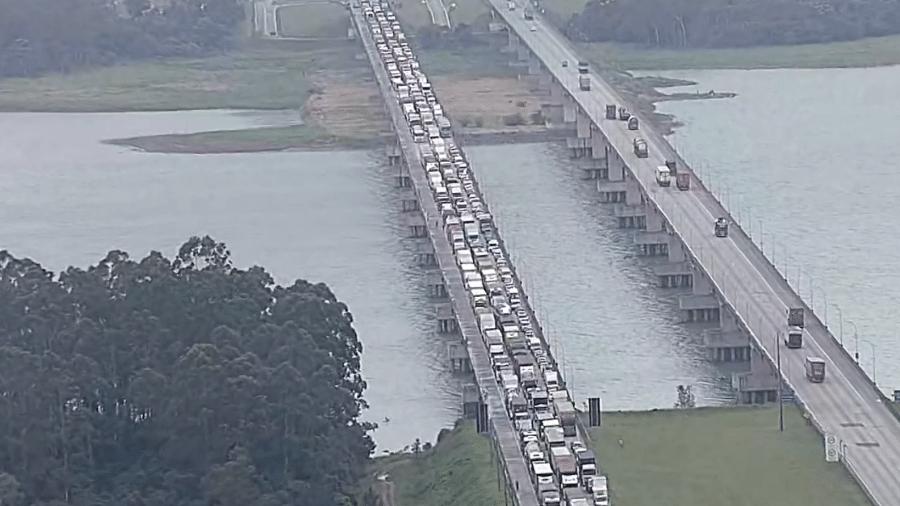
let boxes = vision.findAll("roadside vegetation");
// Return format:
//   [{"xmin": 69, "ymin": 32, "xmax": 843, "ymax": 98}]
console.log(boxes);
[
  {"xmin": 579, "ymin": 33, "xmax": 900, "ymax": 70},
  {"xmin": 0, "ymin": 236, "xmax": 373, "ymax": 506},
  {"xmin": 362, "ymin": 421, "xmax": 505, "ymax": 506},
  {"xmin": 566, "ymin": 0, "xmax": 900, "ymax": 49},
  {"xmin": 277, "ymin": 3, "xmax": 350, "ymax": 38},
  {"xmin": 0, "ymin": 0, "xmax": 245, "ymax": 79},
  {"xmin": 590, "ymin": 407, "xmax": 871, "ymax": 506}
]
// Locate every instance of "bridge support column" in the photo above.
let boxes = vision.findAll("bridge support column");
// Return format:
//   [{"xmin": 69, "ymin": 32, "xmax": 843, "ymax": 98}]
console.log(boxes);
[
  {"xmin": 516, "ymin": 43, "xmax": 530, "ymax": 62},
  {"xmin": 634, "ymin": 230, "xmax": 668, "ymax": 256},
  {"xmin": 506, "ymin": 30, "xmax": 519, "ymax": 52},
  {"xmin": 414, "ymin": 241, "xmax": 437, "ymax": 267},
  {"xmin": 567, "ymin": 108, "xmax": 592, "ymax": 158},
  {"xmin": 704, "ymin": 309, "xmax": 752, "ymax": 362},
  {"xmin": 427, "ymin": 272, "xmax": 448, "ymax": 299},
  {"xmin": 613, "ymin": 203, "xmax": 645, "ymax": 229},
  {"xmin": 436, "ymin": 303, "xmax": 457, "ymax": 333},
  {"xmin": 541, "ymin": 80, "xmax": 566, "ymax": 125},
  {"xmin": 405, "ymin": 213, "xmax": 427, "ymax": 238},
  {"xmin": 734, "ymin": 349, "xmax": 779, "ymax": 404}
]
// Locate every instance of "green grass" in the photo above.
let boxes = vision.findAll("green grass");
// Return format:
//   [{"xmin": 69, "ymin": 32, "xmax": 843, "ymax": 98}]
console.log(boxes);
[
  {"xmin": 0, "ymin": 39, "xmax": 363, "ymax": 112},
  {"xmin": 393, "ymin": 0, "xmax": 433, "ymax": 30},
  {"xmin": 277, "ymin": 3, "xmax": 350, "ymax": 38},
  {"xmin": 371, "ymin": 420, "xmax": 506, "ymax": 506},
  {"xmin": 106, "ymin": 124, "xmax": 383, "ymax": 153},
  {"xmin": 580, "ymin": 33, "xmax": 900, "ymax": 70},
  {"xmin": 542, "ymin": 0, "xmax": 589, "ymax": 21},
  {"xmin": 590, "ymin": 407, "xmax": 871, "ymax": 506},
  {"xmin": 447, "ymin": 0, "xmax": 490, "ymax": 26},
  {"xmin": 418, "ymin": 45, "xmax": 515, "ymax": 77}
]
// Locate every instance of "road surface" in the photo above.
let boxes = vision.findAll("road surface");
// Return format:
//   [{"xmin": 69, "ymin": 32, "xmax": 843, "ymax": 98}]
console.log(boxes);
[{"xmin": 489, "ymin": 1, "xmax": 900, "ymax": 504}]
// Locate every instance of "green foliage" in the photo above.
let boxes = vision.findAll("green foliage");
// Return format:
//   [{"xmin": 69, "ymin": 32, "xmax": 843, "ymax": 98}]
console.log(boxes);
[
  {"xmin": 0, "ymin": 0, "xmax": 246, "ymax": 78},
  {"xmin": 0, "ymin": 236, "xmax": 374, "ymax": 506},
  {"xmin": 567, "ymin": 0, "xmax": 900, "ymax": 48}
]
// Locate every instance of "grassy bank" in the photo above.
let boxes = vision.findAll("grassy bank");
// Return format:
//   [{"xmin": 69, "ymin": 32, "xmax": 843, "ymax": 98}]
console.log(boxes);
[
  {"xmin": 277, "ymin": 3, "xmax": 349, "ymax": 38},
  {"xmin": 107, "ymin": 124, "xmax": 384, "ymax": 154},
  {"xmin": 365, "ymin": 421, "xmax": 505, "ymax": 506},
  {"xmin": 590, "ymin": 407, "xmax": 871, "ymax": 506},
  {"xmin": 0, "ymin": 39, "xmax": 361, "ymax": 112},
  {"xmin": 581, "ymin": 33, "xmax": 900, "ymax": 71}
]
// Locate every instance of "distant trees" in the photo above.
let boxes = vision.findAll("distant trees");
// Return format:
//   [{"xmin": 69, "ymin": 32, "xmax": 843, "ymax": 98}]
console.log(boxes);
[
  {"xmin": 0, "ymin": 0, "xmax": 246, "ymax": 78},
  {"xmin": 566, "ymin": 0, "xmax": 900, "ymax": 48},
  {"xmin": 0, "ymin": 236, "xmax": 374, "ymax": 506}
]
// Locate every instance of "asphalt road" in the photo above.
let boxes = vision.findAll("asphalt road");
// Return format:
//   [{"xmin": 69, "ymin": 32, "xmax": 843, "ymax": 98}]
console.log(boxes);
[
  {"xmin": 489, "ymin": 1, "xmax": 900, "ymax": 503},
  {"xmin": 351, "ymin": 7, "xmax": 540, "ymax": 506}
]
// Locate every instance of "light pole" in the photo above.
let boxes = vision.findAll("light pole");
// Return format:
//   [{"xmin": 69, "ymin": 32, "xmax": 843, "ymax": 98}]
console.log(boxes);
[
  {"xmin": 848, "ymin": 320, "xmax": 860, "ymax": 362},
  {"xmin": 776, "ymin": 332, "xmax": 784, "ymax": 432},
  {"xmin": 861, "ymin": 339, "xmax": 876, "ymax": 385},
  {"xmin": 832, "ymin": 303, "xmax": 844, "ymax": 345}
]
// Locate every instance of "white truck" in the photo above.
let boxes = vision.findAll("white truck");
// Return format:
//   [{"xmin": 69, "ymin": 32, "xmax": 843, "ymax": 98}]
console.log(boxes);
[
  {"xmin": 655, "ymin": 165, "xmax": 671, "ymax": 187},
  {"xmin": 591, "ymin": 476, "xmax": 609, "ymax": 506}
]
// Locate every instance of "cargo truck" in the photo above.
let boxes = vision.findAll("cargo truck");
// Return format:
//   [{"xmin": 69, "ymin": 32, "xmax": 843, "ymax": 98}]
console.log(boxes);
[
  {"xmin": 553, "ymin": 398, "xmax": 578, "ymax": 437},
  {"xmin": 590, "ymin": 476, "xmax": 610, "ymax": 506},
  {"xmin": 805, "ymin": 356, "xmax": 825, "ymax": 382},
  {"xmin": 577, "ymin": 61, "xmax": 589, "ymax": 74},
  {"xmin": 605, "ymin": 104, "xmax": 616, "ymax": 119},
  {"xmin": 633, "ymin": 138, "xmax": 648, "ymax": 158},
  {"xmin": 523, "ymin": 7, "xmax": 533, "ymax": 19},
  {"xmin": 618, "ymin": 107, "xmax": 630, "ymax": 120},
  {"xmin": 676, "ymin": 172, "xmax": 690, "ymax": 190},
  {"xmin": 785, "ymin": 325, "xmax": 803, "ymax": 349},
  {"xmin": 578, "ymin": 74, "xmax": 591, "ymax": 91},
  {"xmin": 714, "ymin": 217, "xmax": 729, "ymax": 237},
  {"xmin": 574, "ymin": 450, "xmax": 596, "ymax": 489},
  {"xmin": 665, "ymin": 159, "xmax": 677, "ymax": 175},
  {"xmin": 655, "ymin": 165, "xmax": 671, "ymax": 187},
  {"xmin": 551, "ymin": 449, "xmax": 579, "ymax": 488},
  {"xmin": 788, "ymin": 307, "xmax": 805, "ymax": 328},
  {"xmin": 507, "ymin": 0, "xmax": 515, "ymax": 9}
]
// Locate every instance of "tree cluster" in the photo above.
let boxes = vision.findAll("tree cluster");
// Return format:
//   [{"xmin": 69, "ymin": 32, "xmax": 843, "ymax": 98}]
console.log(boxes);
[
  {"xmin": 0, "ymin": 0, "xmax": 245, "ymax": 78},
  {"xmin": 566, "ymin": 0, "xmax": 900, "ymax": 48},
  {"xmin": 0, "ymin": 236, "xmax": 373, "ymax": 506}
]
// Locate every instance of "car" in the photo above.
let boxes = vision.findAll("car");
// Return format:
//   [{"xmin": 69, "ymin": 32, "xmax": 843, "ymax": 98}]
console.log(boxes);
[
  {"xmin": 529, "ymin": 24, "xmax": 537, "ymax": 31},
  {"xmin": 562, "ymin": 60, "xmax": 568, "ymax": 67}
]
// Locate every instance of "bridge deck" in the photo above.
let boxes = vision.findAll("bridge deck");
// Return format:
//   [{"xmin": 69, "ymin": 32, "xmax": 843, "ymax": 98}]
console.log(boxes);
[
  {"xmin": 351, "ymin": 8, "xmax": 540, "ymax": 506},
  {"xmin": 490, "ymin": 1, "xmax": 900, "ymax": 503}
]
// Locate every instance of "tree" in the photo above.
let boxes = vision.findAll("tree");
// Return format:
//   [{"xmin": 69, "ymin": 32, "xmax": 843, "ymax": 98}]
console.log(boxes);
[
  {"xmin": 675, "ymin": 384, "xmax": 696, "ymax": 409},
  {"xmin": 0, "ymin": 237, "xmax": 373, "ymax": 506}
]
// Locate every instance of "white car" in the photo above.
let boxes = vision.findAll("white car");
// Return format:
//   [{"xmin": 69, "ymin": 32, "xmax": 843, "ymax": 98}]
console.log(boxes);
[{"xmin": 529, "ymin": 24, "xmax": 537, "ymax": 32}]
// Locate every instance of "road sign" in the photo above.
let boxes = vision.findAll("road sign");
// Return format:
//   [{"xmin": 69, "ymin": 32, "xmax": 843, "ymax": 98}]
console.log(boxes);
[{"xmin": 825, "ymin": 433, "xmax": 839, "ymax": 463}]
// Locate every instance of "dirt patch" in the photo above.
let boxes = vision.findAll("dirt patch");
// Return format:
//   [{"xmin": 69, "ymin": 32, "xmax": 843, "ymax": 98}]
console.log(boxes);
[
  {"xmin": 431, "ymin": 76, "xmax": 546, "ymax": 128},
  {"xmin": 304, "ymin": 69, "xmax": 391, "ymax": 139}
]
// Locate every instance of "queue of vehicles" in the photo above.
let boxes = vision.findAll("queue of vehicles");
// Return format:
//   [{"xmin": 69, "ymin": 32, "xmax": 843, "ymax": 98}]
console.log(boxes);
[{"xmin": 362, "ymin": 3, "xmax": 610, "ymax": 504}]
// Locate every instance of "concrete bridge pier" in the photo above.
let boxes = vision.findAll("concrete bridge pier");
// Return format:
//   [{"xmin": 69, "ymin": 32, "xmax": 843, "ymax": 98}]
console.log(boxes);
[
  {"xmin": 734, "ymin": 348, "xmax": 779, "ymax": 404},
  {"xmin": 705, "ymin": 309, "xmax": 752, "ymax": 362},
  {"xmin": 436, "ymin": 303, "xmax": 458, "ymax": 333},
  {"xmin": 679, "ymin": 269, "xmax": 720, "ymax": 323},
  {"xmin": 414, "ymin": 241, "xmax": 437, "ymax": 267},
  {"xmin": 566, "ymin": 108, "xmax": 593, "ymax": 158},
  {"xmin": 578, "ymin": 134, "xmax": 610, "ymax": 179},
  {"xmin": 427, "ymin": 271, "xmax": 448, "ymax": 299},
  {"xmin": 506, "ymin": 29, "xmax": 519, "ymax": 53},
  {"xmin": 404, "ymin": 213, "xmax": 428, "ymax": 238},
  {"xmin": 386, "ymin": 141, "xmax": 402, "ymax": 166}
]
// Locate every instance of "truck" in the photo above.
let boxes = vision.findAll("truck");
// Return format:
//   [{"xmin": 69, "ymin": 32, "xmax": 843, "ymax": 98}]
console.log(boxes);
[
  {"xmin": 633, "ymin": 138, "xmax": 648, "ymax": 158},
  {"xmin": 578, "ymin": 74, "xmax": 591, "ymax": 91},
  {"xmin": 551, "ymin": 449, "xmax": 579, "ymax": 488},
  {"xmin": 590, "ymin": 476, "xmax": 610, "ymax": 506},
  {"xmin": 617, "ymin": 107, "xmax": 630, "ymax": 120},
  {"xmin": 655, "ymin": 165, "xmax": 671, "ymax": 187},
  {"xmin": 544, "ymin": 427, "xmax": 566, "ymax": 448},
  {"xmin": 676, "ymin": 172, "xmax": 690, "ymax": 191},
  {"xmin": 553, "ymin": 398, "xmax": 578, "ymax": 437},
  {"xmin": 805, "ymin": 356, "xmax": 826, "ymax": 382},
  {"xmin": 627, "ymin": 116, "xmax": 639, "ymax": 130},
  {"xmin": 788, "ymin": 307, "xmax": 805, "ymax": 328},
  {"xmin": 507, "ymin": 0, "xmax": 515, "ymax": 9},
  {"xmin": 574, "ymin": 450, "xmax": 596, "ymax": 490},
  {"xmin": 714, "ymin": 217, "xmax": 729, "ymax": 238},
  {"xmin": 577, "ymin": 61, "xmax": 589, "ymax": 74},
  {"xmin": 785, "ymin": 325, "xmax": 803, "ymax": 349},
  {"xmin": 523, "ymin": 7, "xmax": 533, "ymax": 19},
  {"xmin": 665, "ymin": 159, "xmax": 677, "ymax": 175},
  {"xmin": 605, "ymin": 104, "xmax": 616, "ymax": 120}
]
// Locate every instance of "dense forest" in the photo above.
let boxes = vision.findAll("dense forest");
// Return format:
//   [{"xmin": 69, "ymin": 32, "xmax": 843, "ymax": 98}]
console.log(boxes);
[
  {"xmin": 0, "ymin": 236, "xmax": 374, "ymax": 506},
  {"xmin": 566, "ymin": 0, "xmax": 900, "ymax": 48},
  {"xmin": 0, "ymin": 0, "xmax": 245, "ymax": 78}
]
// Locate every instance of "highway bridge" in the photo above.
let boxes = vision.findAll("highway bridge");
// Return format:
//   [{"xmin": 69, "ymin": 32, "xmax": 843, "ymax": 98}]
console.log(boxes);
[{"xmin": 486, "ymin": 1, "xmax": 900, "ymax": 503}]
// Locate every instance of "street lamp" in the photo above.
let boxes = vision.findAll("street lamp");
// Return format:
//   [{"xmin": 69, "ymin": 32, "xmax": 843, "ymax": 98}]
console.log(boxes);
[
  {"xmin": 832, "ymin": 303, "xmax": 844, "ymax": 345},
  {"xmin": 807, "ymin": 275, "xmax": 827, "ymax": 326},
  {"xmin": 848, "ymin": 320, "xmax": 860, "ymax": 362},
  {"xmin": 861, "ymin": 339, "xmax": 876, "ymax": 385}
]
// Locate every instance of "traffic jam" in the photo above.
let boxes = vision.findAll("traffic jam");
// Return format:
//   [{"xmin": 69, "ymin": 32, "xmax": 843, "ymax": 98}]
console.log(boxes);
[{"xmin": 359, "ymin": 2, "xmax": 610, "ymax": 504}]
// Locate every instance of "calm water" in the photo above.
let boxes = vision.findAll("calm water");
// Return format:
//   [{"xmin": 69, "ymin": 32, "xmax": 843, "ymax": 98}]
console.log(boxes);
[
  {"xmin": 0, "ymin": 110, "xmax": 460, "ymax": 451},
  {"xmin": 649, "ymin": 65, "xmax": 900, "ymax": 394},
  {"xmin": 4, "ymin": 64, "xmax": 898, "ymax": 448}
]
